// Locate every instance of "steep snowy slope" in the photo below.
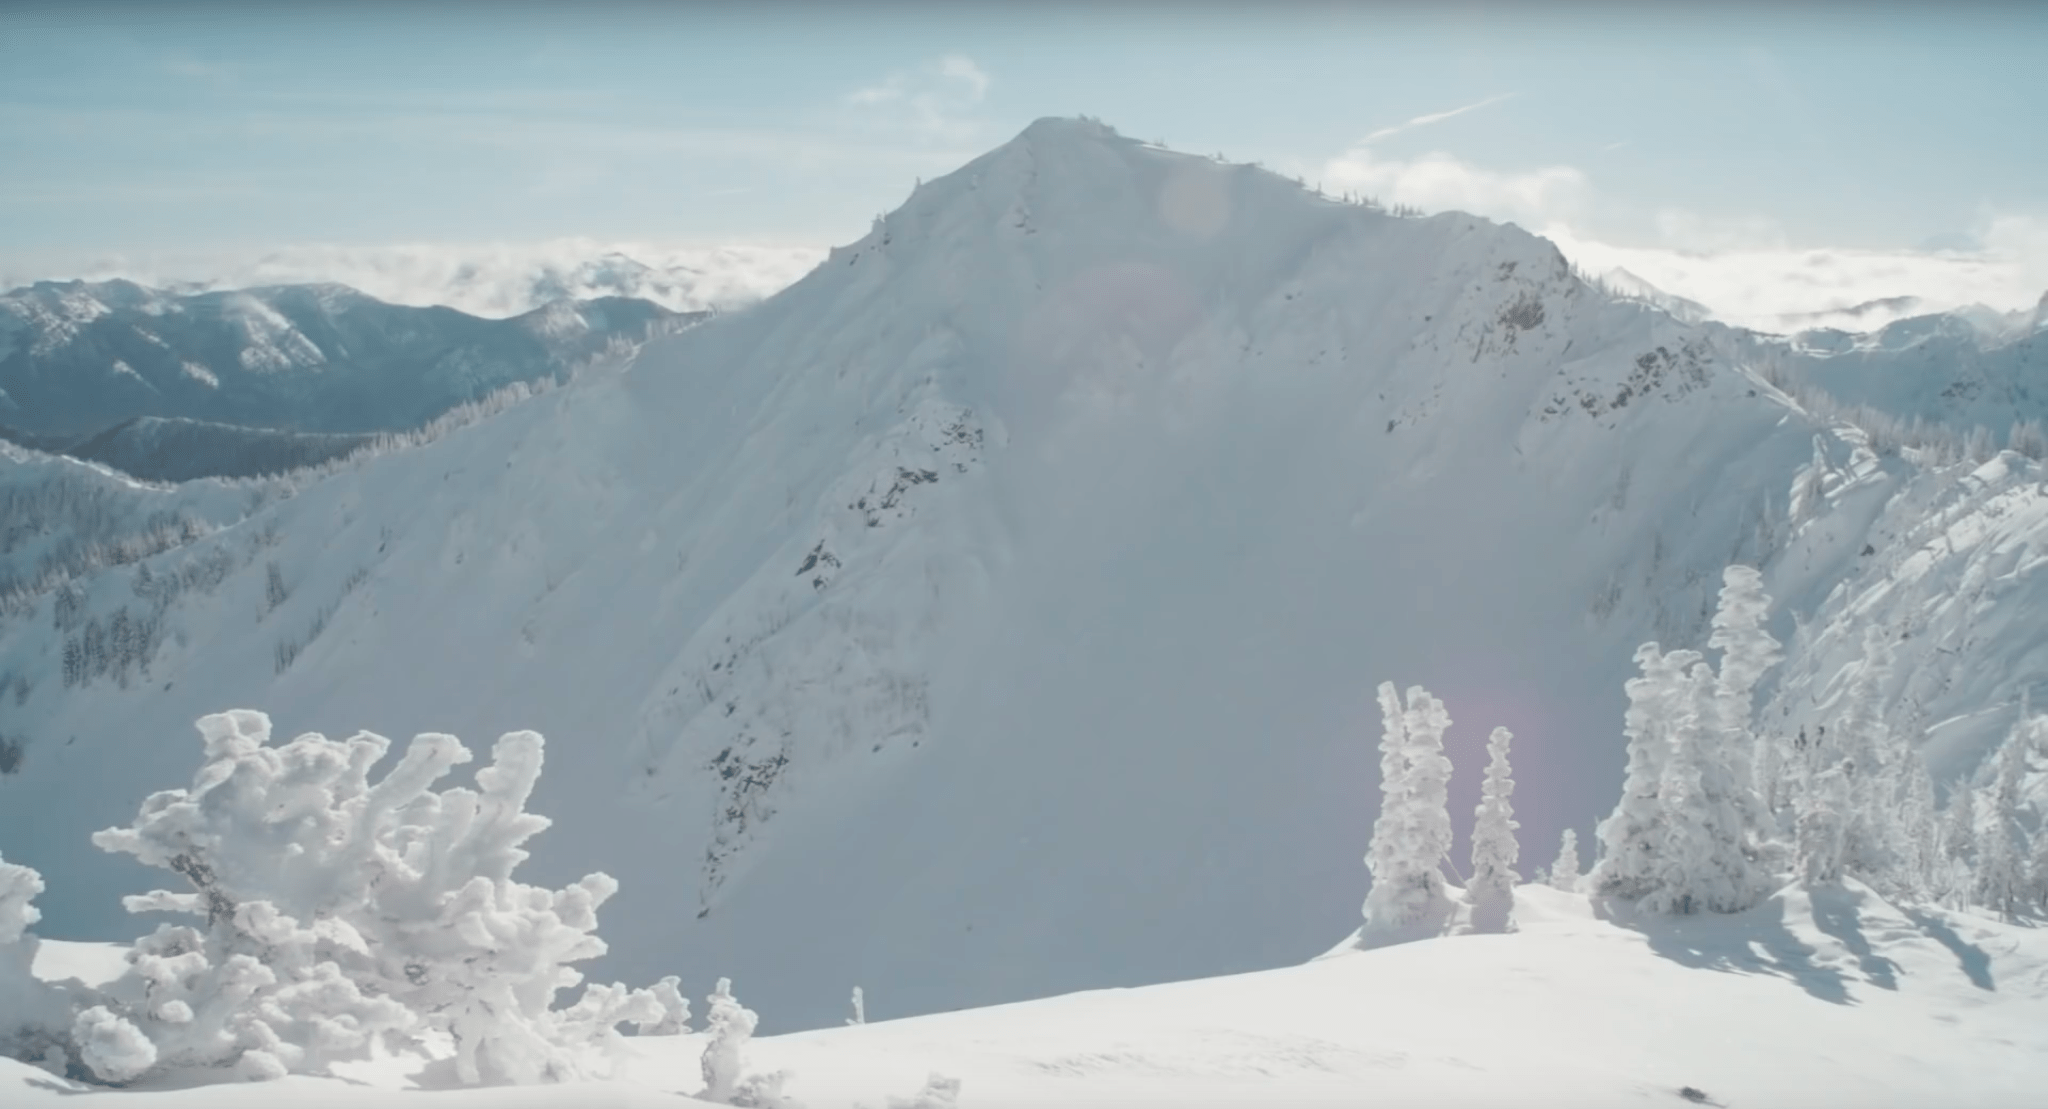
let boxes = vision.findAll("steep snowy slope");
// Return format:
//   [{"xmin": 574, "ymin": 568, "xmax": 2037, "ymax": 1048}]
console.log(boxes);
[
  {"xmin": 0, "ymin": 281, "xmax": 700, "ymax": 436},
  {"xmin": 0, "ymin": 118, "xmax": 2014, "ymax": 1035}
]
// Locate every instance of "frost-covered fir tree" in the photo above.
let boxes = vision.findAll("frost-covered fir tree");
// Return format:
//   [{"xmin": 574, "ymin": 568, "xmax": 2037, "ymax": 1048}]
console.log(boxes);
[
  {"xmin": 1939, "ymin": 785, "xmax": 1978, "ymax": 908},
  {"xmin": 1898, "ymin": 747, "xmax": 1939, "ymax": 900},
  {"xmin": 1590, "ymin": 644, "xmax": 1696, "ymax": 902},
  {"xmin": 1835, "ymin": 625, "xmax": 1898, "ymax": 879},
  {"xmin": 1548, "ymin": 828, "xmax": 1582, "ymax": 892},
  {"xmin": 1646, "ymin": 662, "xmax": 1766, "ymax": 913},
  {"xmin": 1466, "ymin": 726, "xmax": 1520, "ymax": 932},
  {"xmin": 1975, "ymin": 712, "xmax": 2034, "ymax": 914},
  {"xmin": 1797, "ymin": 759, "xmax": 1850, "ymax": 886},
  {"xmin": 1361, "ymin": 682, "xmax": 1456, "ymax": 943},
  {"xmin": 1707, "ymin": 565, "xmax": 1782, "ymax": 840}
]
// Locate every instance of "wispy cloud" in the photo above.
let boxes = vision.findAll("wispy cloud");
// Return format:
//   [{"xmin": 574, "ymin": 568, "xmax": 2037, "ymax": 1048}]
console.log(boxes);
[
  {"xmin": 1360, "ymin": 92, "xmax": 1518, "ymax": 145},
  {"xmin": 846, "ymin": 54, "xmax": 992, "ymax": 144}
]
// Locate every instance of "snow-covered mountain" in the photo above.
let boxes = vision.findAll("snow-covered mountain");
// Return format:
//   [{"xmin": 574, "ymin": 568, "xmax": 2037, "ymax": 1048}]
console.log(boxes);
[
  {"xmin": 0, "ymin": 280, "xmax": 703, "ymax": 437},
  {"xmin": 1764, "ymin": 304, "xmax": 2048, "ymax": 433},
  {"xmin": 2, "ymin": 117, "xmax": 2045, "ymax": 1045}
]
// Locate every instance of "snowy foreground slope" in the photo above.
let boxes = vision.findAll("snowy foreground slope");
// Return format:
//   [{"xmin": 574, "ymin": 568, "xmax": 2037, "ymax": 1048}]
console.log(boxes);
[
  {"xmin": 10, "ymin": 882, "xmax": 2044, "ymax": 1108},
  {"xmin": 2, "ymin": 117, "xmax": 2046, "ymax": 1044}
]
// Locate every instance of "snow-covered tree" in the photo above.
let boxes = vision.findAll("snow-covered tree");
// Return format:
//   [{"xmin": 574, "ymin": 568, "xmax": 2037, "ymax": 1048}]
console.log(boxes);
[
  {"xmin": 1590, "ymin": 644, "xmax": 1694, "ymax": 902},
  {"xmin": 1835, "ymin": 625, "xmax": 1898, "ymax": 879},
  {"xmin": 1361, "ymin": 683, "xmax": 1456, "ymax": 942},
  {"xmin": 700, "ymin": 977, "xmax": 760, "ymax": 1104},
  {"xmin": 1547, "ymin": 829, "xmax": 1581, "ymax": 892},
  {"xmin": 1938, "ymin": 785, "xmax": 1978, "ymax": 909},
  {"xmin": 2, "ymin": 851, "xmax": 73, "ymax": 1071},
  {"xmin": 1646, "ymin": 662, "xmax": 1767, "ymax": 913},
  {"xmin": 639, "ymin": 976, "xmax": 691, "ymax": 1035},
  {"xmin": 1797, "ymin": 759, "xmax": 1849, "ymax": 886},
  {"xmin": 0, "ymin": 852, "xmax": 40, "ymax": 950},
  {"xmin": 848, "ymin": 985, "xmax": 866, "ymax": 1026},
  {"xmin": 1975, "ymin": 712, "xmax": 2034, "ymax": 914},
  {"xmin": 1898, "ymin": 747, "xmax": 1939, "ymax": 900},
  {"xmin": 83, "ymin": 709, "xmax": 674, "ymax": 1085},
  {"xmin": 1466, "ymin": 726, "xmax": 1520, "ymax": 932},
  {"xmin": 1707, "ymin": 565, "xmax": 1782, "ymax": 839}
]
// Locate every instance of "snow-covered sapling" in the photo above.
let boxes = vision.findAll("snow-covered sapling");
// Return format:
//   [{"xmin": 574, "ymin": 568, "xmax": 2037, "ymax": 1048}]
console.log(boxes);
[
  {"xmin": 1466, "ymin": 726, "xmax": 1520, "ymax": 932},
  {"xmin": 849, "ymin": 985, "xmax": 866, "ymax": 1026},
  {"xmin": 1548, "ymin": 828, "xmax": 1582, "ymax": 892},
  {"xmin": 701, "ymin": 976, "xmax": 760, "ymax": 1104},
  {"xmin": 637, "ymin": 975, "xmax": 691, "ymax": 1035}
]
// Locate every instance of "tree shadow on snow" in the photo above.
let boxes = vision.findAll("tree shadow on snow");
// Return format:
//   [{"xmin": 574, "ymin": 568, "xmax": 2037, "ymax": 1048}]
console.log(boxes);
[
  {"xmin": 1808, "ymin": 889, "xmax": 1900, "ymax": 991},
  {"xmin": 1900, "ymin": 907, "xmax": 1995, "ymax": 991},
  {"xmin": 1598, "ymin": 896, "xmax": 1853, "ymax": 1005}
]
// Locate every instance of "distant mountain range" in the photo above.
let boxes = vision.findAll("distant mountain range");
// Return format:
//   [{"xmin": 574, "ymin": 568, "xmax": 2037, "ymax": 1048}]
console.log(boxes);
[
  {"xmin": 0, "ymin": 280, "xmax": 707, "ymax": 480},
  {"xmin": 0, "ymin": 242, "xmax": 828, "ymax": 322}
]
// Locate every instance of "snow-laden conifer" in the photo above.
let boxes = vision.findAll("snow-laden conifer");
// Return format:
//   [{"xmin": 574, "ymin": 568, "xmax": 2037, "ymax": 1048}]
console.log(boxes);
[
  {"xmin": 1707, "ymin": 565, "xmax": 1781, "ymax": 838},
  {"xmin": 1938, "ymin": 785, "xmax": 1978, "ymax": 908},
  {"xmin": 1975, "ymin": 713, "xmax": 2033, "ymax": 914},
  {"xmin": 1798, "ymin": 759, "xmax": 1849, "ymax": 886},
  {"xmin": 1645, "ymin": 662, "xmax": 1765, "ymax": 913},
  {"xmin": 1361, "ymin": 682, "xmax": 1455, "ymax": 942},
  {"xmin": 1548, "ymin": 828, "xmax": 1582, "ymax": 892},
  {"xmin": 1590, "ymin": 644, "xmax": 1692, "ymax": 902},
  {"xmin": 1467, "ymin": 726, "xmax": 1520, "ymax": 932},
  {"xmin": 1898, "ymin": 747, "xmax": 1939, "ymax": 899},
  {"xmin": 1835, "ymin": 626, "xmax": 1897, "ymax": 878},
  {"xmin": 1702, "ymin": 659, "xmax": 1772, "ymax": 909}
]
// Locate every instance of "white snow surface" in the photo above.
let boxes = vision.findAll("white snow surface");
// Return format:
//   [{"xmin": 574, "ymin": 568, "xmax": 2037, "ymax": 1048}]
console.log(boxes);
[
  {"xmin": 8, "ymin": 883, "xmax": 2044, "ymax": 1107},
  {"xmin": 3, "ymin": 117, "xmax": 2046, "ymax": 1047}
]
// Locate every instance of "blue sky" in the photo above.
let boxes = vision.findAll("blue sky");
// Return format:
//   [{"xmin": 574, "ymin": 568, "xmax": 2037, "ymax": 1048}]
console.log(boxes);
[{"xmin": 4, "ymin": 2, "xmax": 2046, "ymax": 319}]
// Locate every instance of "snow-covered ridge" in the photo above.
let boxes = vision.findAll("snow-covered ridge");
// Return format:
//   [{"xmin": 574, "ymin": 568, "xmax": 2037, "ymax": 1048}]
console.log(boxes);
[
  {"xmin": 1, "ymin": 116, "xmax": 2045, "ymax": 1050},
  {"xmin": 0, "ymin": 279, "xmax": 701, "ymax": 438}
]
